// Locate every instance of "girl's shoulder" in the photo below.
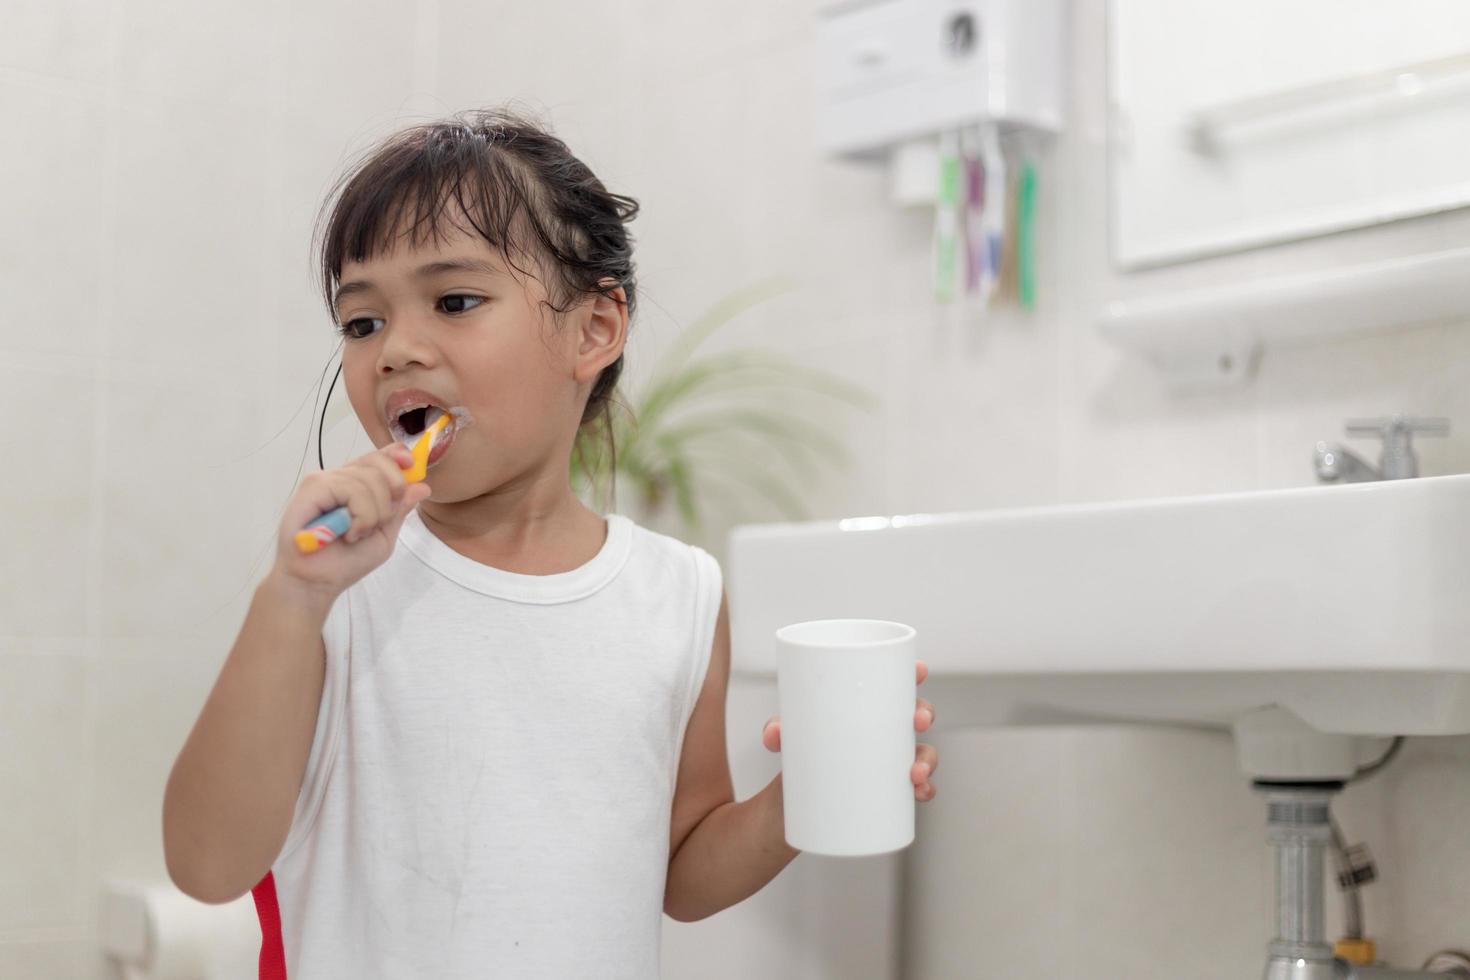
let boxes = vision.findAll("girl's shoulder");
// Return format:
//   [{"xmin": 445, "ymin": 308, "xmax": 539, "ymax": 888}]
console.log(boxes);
[{"xmin": 615, "ymin": 514, "xmax": 721, "ymax": 573}]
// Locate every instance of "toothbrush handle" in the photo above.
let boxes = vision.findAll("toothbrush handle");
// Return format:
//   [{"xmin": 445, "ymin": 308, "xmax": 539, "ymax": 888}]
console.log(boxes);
[
  {"xmin": 294, "ymin": 413, "xmax": 448, "ymax": 554},
  {"xmin": 295, "ymin": 505, "xmax": 352, "ymax": 554}
]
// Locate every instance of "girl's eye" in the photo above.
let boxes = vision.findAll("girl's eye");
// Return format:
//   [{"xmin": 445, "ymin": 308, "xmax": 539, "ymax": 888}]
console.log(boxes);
[
  {"xmin": 439, "ymin": 294, "xmax": 485, "ymax": 315},
  {"xmin": 338, "ymin": 316, "xmax": 385, "ymax": 339},
  {"xmin": 335, "ymin": 296, "xmax": 481, "ymax": 339}
]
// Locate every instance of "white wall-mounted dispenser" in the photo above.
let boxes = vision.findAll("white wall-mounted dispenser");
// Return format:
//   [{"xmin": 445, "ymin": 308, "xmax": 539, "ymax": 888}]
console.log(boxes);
[{"xmin": 815, "ymin": 0, "xmax": 1067, "ymax": 161}]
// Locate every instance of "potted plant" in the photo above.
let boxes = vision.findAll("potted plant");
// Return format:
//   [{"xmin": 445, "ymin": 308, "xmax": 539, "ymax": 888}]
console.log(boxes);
[{"xmin": 571, "ymin": 277, "xmax": 879, "ymax": 551}]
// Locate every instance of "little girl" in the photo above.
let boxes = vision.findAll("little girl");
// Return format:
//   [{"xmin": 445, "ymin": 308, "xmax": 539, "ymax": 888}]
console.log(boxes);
[{"xmin": 163, "ymin": 107, "xmax": 938, "ymax": 979}]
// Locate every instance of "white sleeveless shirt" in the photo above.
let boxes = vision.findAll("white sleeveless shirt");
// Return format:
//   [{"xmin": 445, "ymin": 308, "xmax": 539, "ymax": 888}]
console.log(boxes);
[{"xmin": 254, "ymin": 509, "xmax": 722, "ymax": 979}]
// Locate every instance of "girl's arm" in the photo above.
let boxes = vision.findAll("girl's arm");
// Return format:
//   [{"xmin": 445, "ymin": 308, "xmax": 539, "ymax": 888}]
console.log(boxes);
[
  {"xmin": 664, "ymin": 590, "xmax": 800, "ymax": 922},
  {"xmin": 162, "ymin": 570, "xmax": 333, "ymax": 903}
]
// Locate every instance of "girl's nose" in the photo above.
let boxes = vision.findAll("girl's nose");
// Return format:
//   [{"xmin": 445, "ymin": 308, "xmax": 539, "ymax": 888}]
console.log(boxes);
[{"xmin": 376, "ymin": 314, "xmax": 438, "ymax": 375}]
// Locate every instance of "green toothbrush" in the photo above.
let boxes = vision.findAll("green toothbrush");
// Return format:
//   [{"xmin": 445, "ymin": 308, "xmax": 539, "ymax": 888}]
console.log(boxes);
[
  {"xmin": 1017, "ymin": 159, "xmax": 1038, "ymax": 311},
  {"xmin": 935, "ymin": 133, "xmax": 960, "ymax": 303}
]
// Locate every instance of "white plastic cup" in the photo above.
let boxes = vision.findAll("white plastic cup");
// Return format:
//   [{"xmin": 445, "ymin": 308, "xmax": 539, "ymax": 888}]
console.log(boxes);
[{"xmin": 775, "ymin": 619, "xmax": 918, "ymax": 856}]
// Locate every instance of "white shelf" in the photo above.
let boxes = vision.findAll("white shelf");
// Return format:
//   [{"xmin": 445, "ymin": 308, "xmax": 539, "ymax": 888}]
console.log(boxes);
[{"xmin": 1097, "ymin": 247, "xmax": 1470, "ymax": 389}]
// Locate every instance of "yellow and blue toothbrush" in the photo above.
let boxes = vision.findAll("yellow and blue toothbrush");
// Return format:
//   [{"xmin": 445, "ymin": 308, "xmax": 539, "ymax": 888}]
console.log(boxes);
[{"xmin": 294, "ymin": 412, "xmax": 451, "ymax": 554}]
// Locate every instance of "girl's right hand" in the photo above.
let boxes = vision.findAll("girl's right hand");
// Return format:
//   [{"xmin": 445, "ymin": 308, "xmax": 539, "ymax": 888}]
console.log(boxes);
[{"xmin": 270, "ymin": 442, "xmax": 433, "ymax": 601}]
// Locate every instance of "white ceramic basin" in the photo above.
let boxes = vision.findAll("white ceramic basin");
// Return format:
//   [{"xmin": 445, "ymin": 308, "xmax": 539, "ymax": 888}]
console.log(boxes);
[{"xmin": 727, "ymin": 474, "xmax": 1470, "ymax": 737}]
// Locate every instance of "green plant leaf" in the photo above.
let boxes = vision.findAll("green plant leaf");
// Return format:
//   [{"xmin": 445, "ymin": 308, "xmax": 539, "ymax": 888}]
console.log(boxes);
[
  {"xmin": 640, "ymin": 354, "xmax": 876, "ymax": 431},
  {"xmin": 696, "ymin": 454, "xmax": 811, "ymax": 521},
  {"xmin": 646, "ymin": 276, "xmax": 798, "ymax": 381},
  {"xmin": 657, "ymin": 407, "xmax": 855, "ymax": 476},
  {"xmin": 572, "ymin": 280, "xmax": 879, "ymax": 537},
  {"xmin": 661, "ymin": 444, "xmax": 701, "ymax": 530}
]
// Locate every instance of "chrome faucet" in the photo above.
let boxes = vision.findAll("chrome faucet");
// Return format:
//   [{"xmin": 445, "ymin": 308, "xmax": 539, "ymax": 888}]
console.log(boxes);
[{"xmin": 1314, "ymin": 416, "xmax": 1449, "ymax": 483}]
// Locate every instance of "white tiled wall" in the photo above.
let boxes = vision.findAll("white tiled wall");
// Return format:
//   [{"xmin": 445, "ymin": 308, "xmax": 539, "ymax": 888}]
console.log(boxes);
[{"xmin": 4, "ymin": 0, "xmax": 1468, "ymax": 978}]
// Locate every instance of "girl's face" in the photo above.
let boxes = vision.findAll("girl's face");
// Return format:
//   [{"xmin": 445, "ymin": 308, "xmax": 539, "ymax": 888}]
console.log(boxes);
[{"xmin": 333, "ymin": 220, "xmax": 624, "ymax": 505}]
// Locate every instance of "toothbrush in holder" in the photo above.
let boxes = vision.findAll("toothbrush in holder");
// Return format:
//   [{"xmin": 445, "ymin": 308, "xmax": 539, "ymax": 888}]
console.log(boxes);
[{"xmin": 294, "ymin": 412, "xmax": 451, "ymax": 554}]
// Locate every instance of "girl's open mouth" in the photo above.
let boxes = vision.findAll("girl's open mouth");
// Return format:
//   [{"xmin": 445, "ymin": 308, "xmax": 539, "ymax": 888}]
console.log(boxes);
[{"xmin": 390, "ymin": 405, "xmax": 455, "ymax": 467}]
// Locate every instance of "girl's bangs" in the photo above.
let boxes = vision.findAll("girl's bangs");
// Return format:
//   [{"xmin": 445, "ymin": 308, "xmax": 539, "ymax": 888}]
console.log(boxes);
[{"xmin": 318, "ymin": 138, "xmax": 535, "ymax": 307}]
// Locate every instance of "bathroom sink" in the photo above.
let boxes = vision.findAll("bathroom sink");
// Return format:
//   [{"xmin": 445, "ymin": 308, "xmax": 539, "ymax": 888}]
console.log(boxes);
[{"xmin": 726, "ymin": 474, "xmax": 1470, "ymax": 737}]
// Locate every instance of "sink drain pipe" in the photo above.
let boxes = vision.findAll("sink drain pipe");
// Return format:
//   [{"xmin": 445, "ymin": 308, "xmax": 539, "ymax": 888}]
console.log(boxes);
[{"xmin": 1256, "ymin": 783, "xmax": 1468, "ymax": 980}]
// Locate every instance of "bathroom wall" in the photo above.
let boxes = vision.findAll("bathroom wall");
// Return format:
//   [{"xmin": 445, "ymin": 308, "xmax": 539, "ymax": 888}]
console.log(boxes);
[{"xmin": 3, "ymin": 0, "xmax": 1469, "ymax": 978}]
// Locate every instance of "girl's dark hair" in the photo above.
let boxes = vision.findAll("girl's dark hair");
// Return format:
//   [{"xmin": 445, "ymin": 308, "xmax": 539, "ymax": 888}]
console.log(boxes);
[{"xmin": 313, "ymin": 105, "xmax": 639, "ymax": 493}]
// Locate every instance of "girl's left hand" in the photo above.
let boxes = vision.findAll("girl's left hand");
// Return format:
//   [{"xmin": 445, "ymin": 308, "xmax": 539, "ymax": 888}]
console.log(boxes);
[{"xmin": 762, "ymin": 659, "xmax": 938, "ymax": 802}]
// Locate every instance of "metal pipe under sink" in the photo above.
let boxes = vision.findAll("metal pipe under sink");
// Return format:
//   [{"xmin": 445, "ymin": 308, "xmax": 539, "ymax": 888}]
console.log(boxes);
[{"xmin": 1257, "ymin": 785, "xmax": 1469, "ymax": 980}]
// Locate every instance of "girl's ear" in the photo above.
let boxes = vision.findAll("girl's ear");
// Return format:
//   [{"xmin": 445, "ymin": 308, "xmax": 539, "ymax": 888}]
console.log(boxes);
[{"xmin": 574, "ymin": 281, "xmax": 628, "ymax": 382}]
